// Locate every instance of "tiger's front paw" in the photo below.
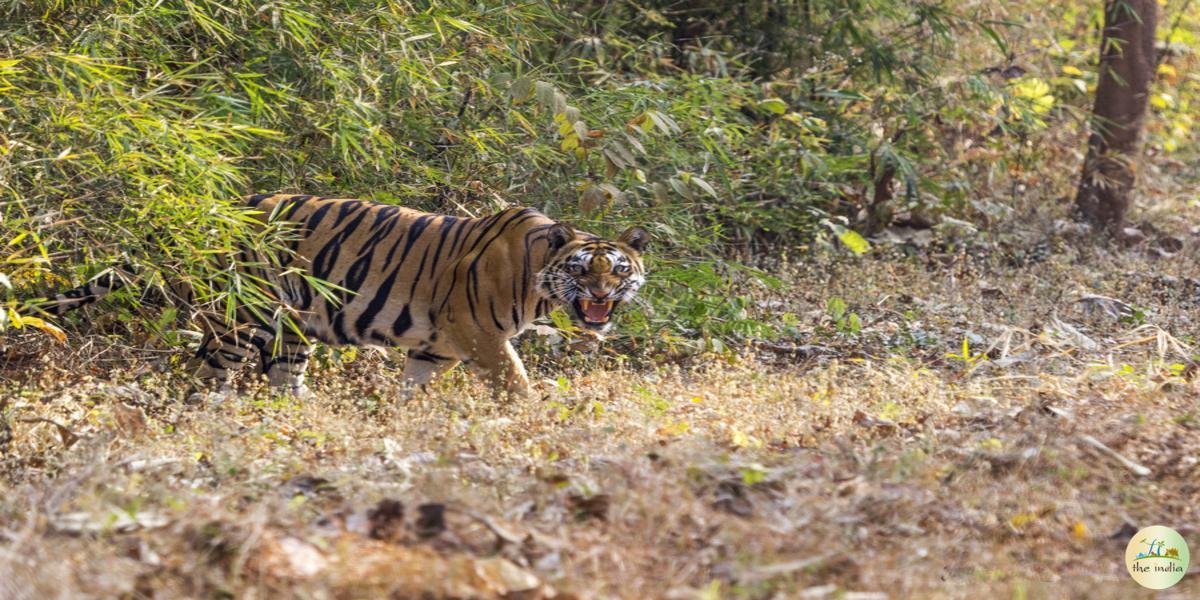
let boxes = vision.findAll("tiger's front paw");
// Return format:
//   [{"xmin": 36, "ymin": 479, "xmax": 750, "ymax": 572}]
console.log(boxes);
[
  {"xmin": 186, "ymin": 387, "xmax": 237, "ymax": 406},
  {"xmin": 283, "ymin": 384, "xmax": 314, "ymax": 400},
  {"xmin": 398, "ymin": 383, "xmax": 421, "ymax": 404}
]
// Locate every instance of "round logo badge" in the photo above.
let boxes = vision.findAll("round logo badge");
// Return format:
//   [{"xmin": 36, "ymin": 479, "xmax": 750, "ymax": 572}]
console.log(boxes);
[{"xmin": 1125, "ymin": 525, "xmax": 1190, "ymax": 589}]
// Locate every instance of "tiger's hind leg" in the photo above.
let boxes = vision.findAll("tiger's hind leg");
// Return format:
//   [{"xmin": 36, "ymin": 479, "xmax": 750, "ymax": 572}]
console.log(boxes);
[
  {"xmin": 400, "ymin": 350, "xmax": 460, "ymax": 400},
  {"xmin": 260, "ymin": 332, "xmax": 314, "ymax": 399},
  {"xmin": 189, "ymin": 323, "xmax": 270, "ymax": 403}
]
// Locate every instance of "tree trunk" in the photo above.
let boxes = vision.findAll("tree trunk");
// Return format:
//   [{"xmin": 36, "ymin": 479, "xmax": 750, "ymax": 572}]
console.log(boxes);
[{"xmin": 1074, "ymin": 0, "xmax": 1158, "ymax": 232}]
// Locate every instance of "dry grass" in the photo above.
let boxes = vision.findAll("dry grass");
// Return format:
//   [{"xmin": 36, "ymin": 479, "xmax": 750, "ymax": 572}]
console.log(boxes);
[{"xmin": 2, "ymin": 217, "xmax": 1200, "ymax": 599}]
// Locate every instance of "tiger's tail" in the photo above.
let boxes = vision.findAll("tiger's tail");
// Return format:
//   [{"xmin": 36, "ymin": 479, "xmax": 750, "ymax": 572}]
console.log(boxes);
[{"xmin": 37, "ymin": 266, "xmax": 133, "ymax": 316}]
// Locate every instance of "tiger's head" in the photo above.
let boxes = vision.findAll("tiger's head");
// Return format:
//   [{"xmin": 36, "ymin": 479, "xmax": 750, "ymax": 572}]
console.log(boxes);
[{"xmin": 537, "ymin": 224, "xmax": 650, "ymax": 333}]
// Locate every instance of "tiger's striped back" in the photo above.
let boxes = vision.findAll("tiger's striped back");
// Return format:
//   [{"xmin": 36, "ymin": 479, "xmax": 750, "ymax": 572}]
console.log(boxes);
[{"xmin": 246, "ymin": 193, "xmax": 562, "ymax": 348}]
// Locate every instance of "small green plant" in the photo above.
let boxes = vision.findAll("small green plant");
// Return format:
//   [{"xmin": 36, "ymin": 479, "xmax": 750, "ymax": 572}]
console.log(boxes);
[
  {"xmin": 945, "ymin": 336, "xmax": 987, "ymax": 372},
  {"xmin": 1119, "ymin": 305, "xmax": 1150, "ymax": 327},
  {"xmin": 826, "ymin": 297, "xmax": 862, "ymax": 335},
  {"xmin": 554, "ymin": 376, "xmax": 572, "ymax": 393},
  {"xmin": 634, "ymin": 384, "xmax": 671, "ymax": 418},
  {"xmin": 739, "ymin": 463, "xmax": 768, "ymax": 486}
]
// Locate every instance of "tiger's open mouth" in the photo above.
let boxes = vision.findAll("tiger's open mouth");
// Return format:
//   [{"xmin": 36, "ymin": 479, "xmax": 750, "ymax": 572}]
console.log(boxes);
[{"xmin": 573, "ymin": 298, "xmax": 616, "ymax": 328}]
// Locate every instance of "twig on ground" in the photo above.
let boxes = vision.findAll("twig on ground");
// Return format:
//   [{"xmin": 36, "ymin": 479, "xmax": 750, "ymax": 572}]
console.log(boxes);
[
  {"xmin": 1077, "ymin": 434, "xmax": 1152, "ymax": 477},
  {"xmin": 16, "ymin": 417, "xmax": 78, "ymax": 448}
]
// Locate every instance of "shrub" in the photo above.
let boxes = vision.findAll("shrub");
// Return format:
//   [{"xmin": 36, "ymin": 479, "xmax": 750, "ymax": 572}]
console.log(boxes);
[{"xmin": 3, "ymin": 0, "xmax": 1198, "ymax": 351}]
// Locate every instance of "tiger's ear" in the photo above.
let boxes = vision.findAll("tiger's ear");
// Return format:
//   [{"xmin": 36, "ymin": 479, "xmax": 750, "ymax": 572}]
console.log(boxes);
[
  {"xmin": 546, "ymin": 223, "xmax": 575, "ymax": 251},
  {"xmin": 619, "ymin": 226, "xmax": 650, "ymax": 253}
]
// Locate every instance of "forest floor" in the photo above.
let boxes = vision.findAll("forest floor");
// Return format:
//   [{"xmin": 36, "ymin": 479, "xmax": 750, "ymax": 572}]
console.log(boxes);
[{"xmin": 2, "ymin": 205, "xmax": 1200, "ymax": 599}]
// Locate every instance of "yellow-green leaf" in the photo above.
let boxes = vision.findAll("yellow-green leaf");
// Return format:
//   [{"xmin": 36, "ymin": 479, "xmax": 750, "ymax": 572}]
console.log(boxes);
[
  {"xmin": 1012, "ymin": 77, "xmax": 1055, "ymax": 114},
  {"xmin": 16, "ymin": 314, "xmax": 67, "ymax": 343},
  {"xmin": 836, "ymin": 227, "xmax": 870, "ymax": 255},
  {"xmin": 759, "ymin": 98, "xmax": 788, "ymax": 114}
]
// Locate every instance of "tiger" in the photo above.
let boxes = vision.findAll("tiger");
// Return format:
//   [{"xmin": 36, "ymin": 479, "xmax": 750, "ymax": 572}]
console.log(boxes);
[{"xmin": 36, "ymin": 193, "xmax": 650, "ymax": 399}]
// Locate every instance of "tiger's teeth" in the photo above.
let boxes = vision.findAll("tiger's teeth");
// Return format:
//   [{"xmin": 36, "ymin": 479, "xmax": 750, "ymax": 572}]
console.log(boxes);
[{"xmin": 579, "ymin": 298, "xmax": 614, "ymax": 323}]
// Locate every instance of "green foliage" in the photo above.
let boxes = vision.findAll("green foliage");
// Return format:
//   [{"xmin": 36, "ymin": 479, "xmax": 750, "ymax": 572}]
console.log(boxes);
[
  {"xmin": 826, "ymin": 297, "xmax": 862, "ymax": 336},
  {"xmin": 3, "ymin": 0, "xmax": 1199, "ymax": 353}
]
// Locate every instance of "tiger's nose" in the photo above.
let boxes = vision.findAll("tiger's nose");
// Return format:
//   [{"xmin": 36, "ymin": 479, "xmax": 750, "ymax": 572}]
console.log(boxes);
[{"xmin": 591, "ymin": 289, "xmax": 611, "ymax": 300}]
